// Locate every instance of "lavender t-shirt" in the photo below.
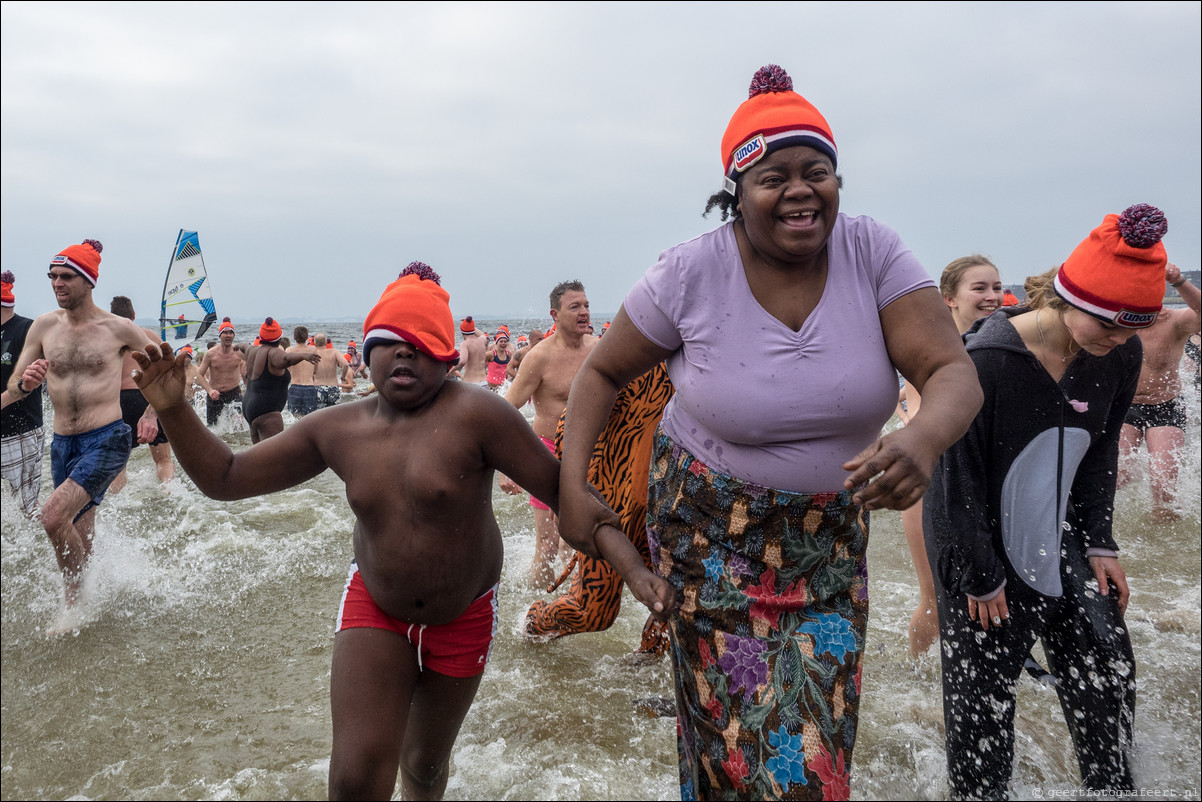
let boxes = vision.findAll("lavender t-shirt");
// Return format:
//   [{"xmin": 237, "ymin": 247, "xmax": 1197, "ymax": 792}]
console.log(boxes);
[{"xmin": 624, "ymin": 214, "xmax": 933, "ymax": 492}]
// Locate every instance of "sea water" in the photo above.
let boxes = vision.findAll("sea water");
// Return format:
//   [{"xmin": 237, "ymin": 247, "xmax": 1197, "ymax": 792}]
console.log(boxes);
[{"xmin": 2, "ymin": 319, "xmax": 1199, "ymax": 801}]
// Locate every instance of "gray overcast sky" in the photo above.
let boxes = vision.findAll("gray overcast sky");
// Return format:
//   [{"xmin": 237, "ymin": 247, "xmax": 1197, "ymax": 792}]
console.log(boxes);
[{"xmin": 2, "ymin": 1, "xmax": 1199, "ymax": 323}]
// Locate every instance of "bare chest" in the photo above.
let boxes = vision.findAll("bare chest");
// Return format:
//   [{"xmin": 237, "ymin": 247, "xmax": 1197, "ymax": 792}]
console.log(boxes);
[{"xmin": 45, "ymin": 331, "xmax": 121, "ymax": 379}]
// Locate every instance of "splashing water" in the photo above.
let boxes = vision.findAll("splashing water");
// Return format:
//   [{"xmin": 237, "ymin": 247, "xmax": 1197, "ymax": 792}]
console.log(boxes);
[{"xmin": 3, "ymin": 321, "xmax": 1198, "ymax": 800}]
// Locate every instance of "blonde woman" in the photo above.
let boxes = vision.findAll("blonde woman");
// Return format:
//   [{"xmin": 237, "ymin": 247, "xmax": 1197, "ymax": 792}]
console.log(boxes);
[{"xmin": 898, "ymin": 255, "xmax": 1004, "ymax": 655}]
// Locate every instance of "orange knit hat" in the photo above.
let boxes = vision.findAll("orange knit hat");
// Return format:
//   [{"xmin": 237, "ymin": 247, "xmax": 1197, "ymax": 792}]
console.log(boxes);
[
  {"xmin": 721, "ymin": 65, "xmax": 836, "ymax": 194},
  {"xmin": 460, "ymin": 316, "xmax": 476, "ymax": 334},
  {"xmin": 50, "ymin": 239, "xmax": 103, "ymax": 286},
  {"xmin": 362, "ymin": 262, "xmax": 459, "ymax": 366},
  {"xmin": 1, "ymin": 271, "xmax": 14, "ymax": 308},
  {"xmin": 219, "ymin": 317, "xmax": 234, "ymax": 334},
  {"xmin": 259, "ymin": 317, "xmax": 283, "ymax": 342},
  {"xmin": 1055, "ymin": 204, "xmax": 1168, "ymax": 329}
]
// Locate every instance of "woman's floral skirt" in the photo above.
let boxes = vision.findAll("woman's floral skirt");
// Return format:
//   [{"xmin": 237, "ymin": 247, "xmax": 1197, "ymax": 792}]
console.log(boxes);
[{"xmin": 647, "ymin": 430, "xmax": 869, "ymax": 801}]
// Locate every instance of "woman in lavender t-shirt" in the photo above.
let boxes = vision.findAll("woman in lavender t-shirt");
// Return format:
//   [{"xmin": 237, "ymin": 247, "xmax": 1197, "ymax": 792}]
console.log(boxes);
[{"xmin": 559, "ymin": 65, "xmax": 981, "ymax": 801}]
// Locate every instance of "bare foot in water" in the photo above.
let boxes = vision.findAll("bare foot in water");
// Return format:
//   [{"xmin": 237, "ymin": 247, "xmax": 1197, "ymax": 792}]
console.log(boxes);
[{"xmin": 46, "ymin": 604, "xmax": 88, "ymax": 638}]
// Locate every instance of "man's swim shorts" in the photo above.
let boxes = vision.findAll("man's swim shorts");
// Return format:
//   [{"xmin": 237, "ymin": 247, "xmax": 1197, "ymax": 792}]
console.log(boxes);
[
  {"xmin": 50, "ymin": 419, "xmax": 132, "ymax": 520},
  {"xmin": 1125, "ymin": 397, "xmax": 1187, "ymax": 433},
  {"xmin": 335, "ymin": 562, "xmax": 498, "ymax": 677},
  {"xmin": 120, "ymin": 388, "xmax": 168, "ymax": 449},
  {"xmin": 287, "ymin": 384, "xmax": 319, "ymax": 417}
]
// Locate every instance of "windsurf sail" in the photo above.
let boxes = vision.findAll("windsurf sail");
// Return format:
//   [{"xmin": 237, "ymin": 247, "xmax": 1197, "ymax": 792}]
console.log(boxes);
[{"xmin": 159, "ymin": 230, "xmax": 218, "ymax": 345}]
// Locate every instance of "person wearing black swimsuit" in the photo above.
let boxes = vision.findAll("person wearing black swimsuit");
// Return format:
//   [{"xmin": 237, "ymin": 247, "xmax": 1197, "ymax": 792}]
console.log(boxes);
[{"xmin": 243, "ymin": 318, "xmax": 320, "ymax": 443}]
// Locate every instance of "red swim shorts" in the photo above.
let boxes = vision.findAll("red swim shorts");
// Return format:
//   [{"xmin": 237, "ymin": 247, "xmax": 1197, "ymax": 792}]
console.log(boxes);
[
  {"xmin": 336, "ymin": 563, "xmax": 498, "ymax": 677},
  {"xmin": 529, "ymin": 434, "xmax": 556, "ymax": 511}
]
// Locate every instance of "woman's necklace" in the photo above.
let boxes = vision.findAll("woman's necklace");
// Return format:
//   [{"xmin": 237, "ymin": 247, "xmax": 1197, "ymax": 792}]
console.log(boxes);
[{"xmin": 1036, "ymin": 309, "xmax": 1080, "ymax": 363}]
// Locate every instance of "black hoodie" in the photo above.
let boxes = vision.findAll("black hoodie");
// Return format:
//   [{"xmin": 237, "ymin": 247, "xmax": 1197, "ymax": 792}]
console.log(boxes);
[{"xmin": 923, "ymin": 307, "xmax": 1141, "ymax": 599}]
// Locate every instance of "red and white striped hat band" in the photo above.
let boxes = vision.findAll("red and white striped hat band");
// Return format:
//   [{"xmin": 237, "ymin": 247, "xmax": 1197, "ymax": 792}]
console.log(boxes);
[
  {"xmin": 725, "ymin": 126, "xmax": 838, "ymax": 180},
  {"xmin": 49, "ymin": 254, "xmax": 98, "ymax": 287},
  {"xmin": 1053, "ymin": 269, "xmax": 1159, "ymax": 329}
]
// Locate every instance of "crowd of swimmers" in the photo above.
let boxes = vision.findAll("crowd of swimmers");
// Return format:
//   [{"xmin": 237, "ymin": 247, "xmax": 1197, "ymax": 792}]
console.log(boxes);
[
  {"xmin": 1, "ymin": 225, "xmax": 1200, "ymax": 799},
  {"xmin": 0, "ymin": 230, "xmax": 1197, "ymax": 798}
]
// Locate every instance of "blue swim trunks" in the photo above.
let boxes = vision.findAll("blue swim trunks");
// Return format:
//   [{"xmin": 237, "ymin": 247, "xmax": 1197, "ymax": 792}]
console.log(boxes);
[{"xmin": 51, "ymin": 420, "xmax": 132, "ymax": 521}]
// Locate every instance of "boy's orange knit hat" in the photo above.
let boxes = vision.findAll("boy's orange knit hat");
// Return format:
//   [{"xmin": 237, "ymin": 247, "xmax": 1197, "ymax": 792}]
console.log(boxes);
[
  {"xmin": 259, "ymin": 317, "xmax": 283, "ymax": 342},
  {"xmin": 362, "ymin": 262, "xmax": 459, "ymax": 366},
  {"xmin": 721, "ymin": 65, "xmax": 836, "ymax": 193},
  {"xmin": 50, "ymin": 239, "xmax": 103, "ymax": 286},
  {"xmin": 1055, "ymin": 204, "xmax": 1167, "ymax": 329}
]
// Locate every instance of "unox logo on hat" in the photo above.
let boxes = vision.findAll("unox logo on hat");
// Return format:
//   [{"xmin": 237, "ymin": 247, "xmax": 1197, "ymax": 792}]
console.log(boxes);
[
  {"xmin": 50, "ymin": 256, "xmax": 68, "ymax": 266},
  {"xmin": 1116, "ymin": 309, "xmax": 1158, "ymax": 328},
  {"xmin": 733, "ymin": 134, "xmax": 766, "ymax": 172}
]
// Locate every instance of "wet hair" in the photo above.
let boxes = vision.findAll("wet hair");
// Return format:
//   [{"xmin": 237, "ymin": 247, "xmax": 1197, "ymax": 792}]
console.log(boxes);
[
  {"xmin": 110, "ymin": 295, "xmax": 135, "ymax": 320},
  {"xmin": 293, "ymin": 325, "xmax": 309, "ymax": 343},
  {"xmin": 550, "ymin": 280, "xmax": 585, "ymax": 311},
  {"xmin": 940, "ymin": 255, "xmax": 999, "ymax": 300},
  {"xmin": 703, "ymin": 171, "xmax": 844, "ymax": 222},
  {"xmin": 1022, "ymin": 267, "xmax": 1069, "ymax": 312}
]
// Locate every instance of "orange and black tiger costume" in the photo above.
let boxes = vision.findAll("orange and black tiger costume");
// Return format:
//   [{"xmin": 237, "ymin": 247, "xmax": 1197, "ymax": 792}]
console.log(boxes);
[{"xmin": 523, "ymin": 363, "xmax": 674, "ymax": 653}]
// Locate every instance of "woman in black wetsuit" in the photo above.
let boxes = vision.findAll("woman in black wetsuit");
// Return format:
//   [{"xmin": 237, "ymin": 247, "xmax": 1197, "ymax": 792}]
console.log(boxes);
[{"xmin": 243, "ymin": 318, "xmax": 320, "ymax": 443}]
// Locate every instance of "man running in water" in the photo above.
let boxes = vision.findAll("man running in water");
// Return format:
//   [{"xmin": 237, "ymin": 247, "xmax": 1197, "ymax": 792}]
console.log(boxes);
[
  {"xmin": 196, "ymin": 318, "xmax": 245, "ymax": 425},
  {"xmin": 4, "ymin": 240, "xmax": 157, "ymax": 618},
  {"xmin": 286, "ymin": 324, "xmax": 320, "ymax": 417},
  {"xmin": 503, "ymin": 281, "xmax": 597, "ymax": 588},
  {"xmin": 1118, "ymin": 262, "xmax": 1201, "ymax": 522}
]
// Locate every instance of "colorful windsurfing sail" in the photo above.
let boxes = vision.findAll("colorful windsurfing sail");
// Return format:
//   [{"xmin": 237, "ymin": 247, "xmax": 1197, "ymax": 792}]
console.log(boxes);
[{"xmin": 159, "ymin": 230, "xmax": 218, "ymax": 345}]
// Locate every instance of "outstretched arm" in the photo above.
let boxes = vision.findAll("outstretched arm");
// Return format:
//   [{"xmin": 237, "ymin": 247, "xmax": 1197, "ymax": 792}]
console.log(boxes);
[
  {"xmin": 844, "ymin": 287, "xmax": 981, "ymax": 510},
  {"xmin": 1166, "ymin": 263, "xmax": 1201, "ymax": 335},
  {"xmin": 272, "ymin": 349, "xmax": 321, "ymax": 370},
  {"xmin": 132, "ymin": 343, "xmax": 327, "ymax": 498}
]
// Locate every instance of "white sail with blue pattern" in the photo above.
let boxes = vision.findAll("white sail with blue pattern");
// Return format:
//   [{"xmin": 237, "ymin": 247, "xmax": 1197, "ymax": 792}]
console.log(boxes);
[{"xmin": 159, "ymin": 230, "xmax": 218, "ymax": 345}]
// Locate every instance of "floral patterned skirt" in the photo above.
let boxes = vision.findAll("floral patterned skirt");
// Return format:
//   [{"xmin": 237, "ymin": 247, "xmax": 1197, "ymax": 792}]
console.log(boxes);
[{"xmin": 647, "ymin": 430, "xmax": 869, "ymax": 801}]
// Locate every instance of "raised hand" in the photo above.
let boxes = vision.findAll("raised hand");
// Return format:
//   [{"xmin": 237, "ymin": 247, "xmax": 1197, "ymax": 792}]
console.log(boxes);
[{"xmin": 131, "ymin": 342, "xmax": 189, "ymax": 413}]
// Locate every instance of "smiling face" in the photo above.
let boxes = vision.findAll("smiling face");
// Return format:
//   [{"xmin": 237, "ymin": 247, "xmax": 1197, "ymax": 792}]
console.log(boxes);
[
  {"xmin": 368, "ymin": 339, "xmax": 451, "ymax": 411},
  {"xmin": 945, "ymin": 264, "xmax": 1004, "ymax": 333},
  {"xmin": 736, "ymin": 145, "xmax": 840, "ymax": 269},
  {"xmin": 1061, "ymin": 308, "xmax": 1139, "ymax": 357}
]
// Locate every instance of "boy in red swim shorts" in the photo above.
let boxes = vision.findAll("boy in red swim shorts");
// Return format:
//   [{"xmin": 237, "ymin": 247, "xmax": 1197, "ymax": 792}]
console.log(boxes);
[{"xmin": 132, "ymin": 262, "xmax": 673, "ymax": 801}]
